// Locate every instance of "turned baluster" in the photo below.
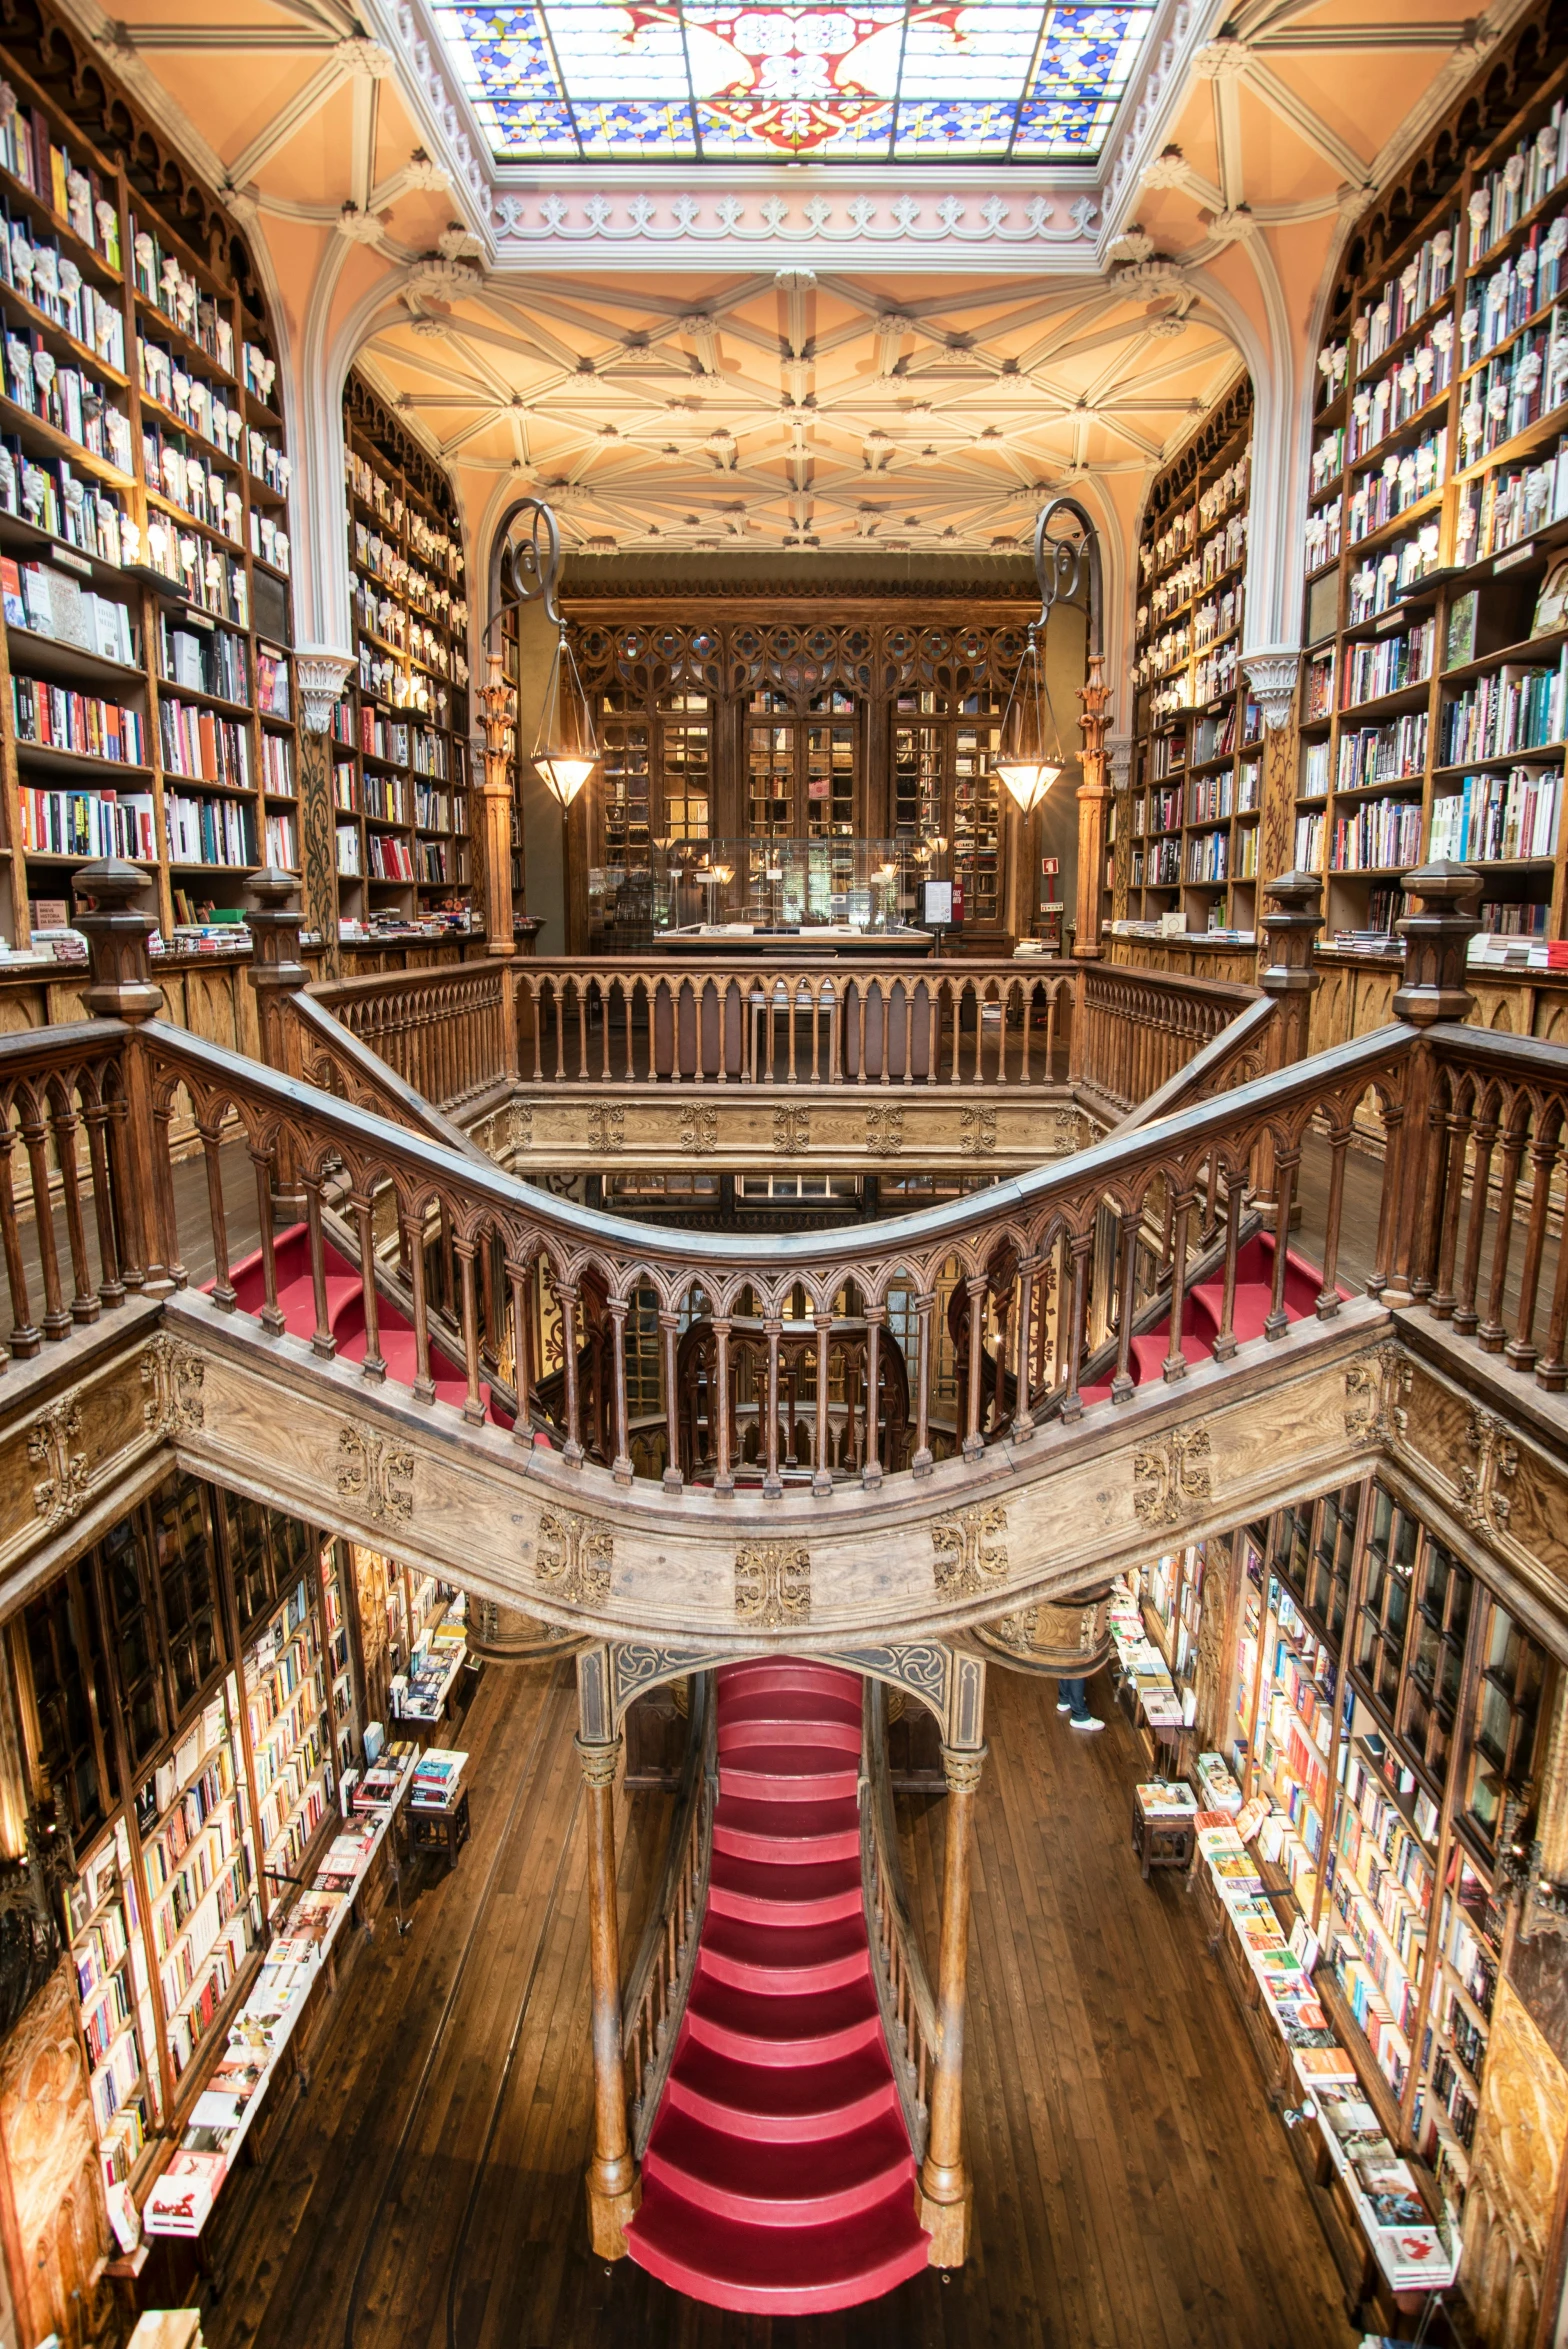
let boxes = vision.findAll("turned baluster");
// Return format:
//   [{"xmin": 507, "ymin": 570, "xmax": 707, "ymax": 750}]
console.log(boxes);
[
  {"xmin": 508, "ymin": 1257, "xmax": 534, "ymax": 1434},
  {"xmin": 762, "ymin": 1316, "xmax": 783, "ymax": 1497},
  {"xmin": 200, "ymin": 1121, "xmax": 236, "ymax": 1309},
  {"xmin": 809, "ymin": 1312, "xmax": 832, "ymax": 1495},
  {"xmin": 1430, "ymin": 1100, "xmax": 1474, "ymax": 1320},
  {"xmin": 713, "ymin": 1318, "xmax": 734, "ymax": 1494},
  {"xmin": 453, "ymin": 1236, "xmax": 486, "ymax": 1423},
  {"xmin": 80, "ymin": 1100, "xmax": 122, "ymax": 1307},
  {"xmin": 608, "ymin": 1295, "xmax": 633, "ymax": 1485},
  {"xmin": 304, "ymin": 1177, "xmax": 336, "ymax": 1360},
  {"xmin": 1453, "ymin": 1112, "xmax": 1499, "ymax": 1334},
  {"xmin": 855, "ymin": 985, "xmax": 869, "ymax": 1086},
  {"xmin": 0, "ymin": 1127, "xmax": 40, "ymax": 1357},
  {"xmin": 863, "ymin": 1306, "xmax": 884, "ymax": 1488},
  {"xmin": 1477, "ymin": 1111, "xmax": 1528, "ymax": 1354},
  {"xmin": 961, "ymin": 1273, "xmax": 987, "ymax": 1460},
  {"xmin": 1012, "ymin": 1260, "xmax": 1035, "ymax": 1439},
  {"xmin": 1111, "ymin": 1213, "xmax": 1139, "ymax": 1402},
  {"xmin": 1163, "ymin": 1190, "xmax": 1194, "ymax": 1382},
  {"xmin": 575, "ymin": 982, "xmax": 589, "ymax": 1082},
  {"xmin": 556, "ymin": 1281, "xmax": 585, "ymax": 1463},
  {"xmin": 351, "ymin": 1193, "xmax": 384, "ymax": 1378},
  {"xmin": 1264, "ymin": 1152, "xmax": 1299, "ymax": 1340},
  {"xmin": 1507, "ymin": 1127, "xmax": 1561, "ymax": 1372},
  {"xmin": 18, "ymin": 1094, "xmax": 68, "ymax": 1338},
  {"xmin": 46, "ymin": 1093, "xmax": 96, "ymax": 1324},
  {"xmin": 911, "ymin": 1292, "xmax": 934, "ymax": 1473},
  {"xmin": 659, "ymin": 1310, "xmax": 683, "ymax": 1490},
  {"xmin": 1059, "ymin": 1233, "xmax": 1091, "ymax": 1421}
]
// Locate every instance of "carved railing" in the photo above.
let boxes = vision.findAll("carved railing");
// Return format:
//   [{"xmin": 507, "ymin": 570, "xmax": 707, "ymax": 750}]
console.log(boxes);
[
  {"xmin": 861, "ymin": 1679, "xmax": 938, "ymax": 2161},
  {"xmin": 622, "ymin": 1674, "xmax": 717, "ymax": 2156},
  {"xmin": 308, "ymin": 960, "xmax": 512, "ymax": 1116},
  {"xmin": 515, "ymin": 957, "xmax": 1076, "ymax": 1090},
  {"xmin": 14, "ymin": 865, "xmax": 1568, "ymax": 1495},
  {"xmin": 1070, "ymin": 963, "xmax": 1261, "ymax": 1117}
]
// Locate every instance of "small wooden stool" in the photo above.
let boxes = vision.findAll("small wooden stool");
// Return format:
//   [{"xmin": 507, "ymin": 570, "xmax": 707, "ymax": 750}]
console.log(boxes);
[{"xmin": 1132, "ymin": 1791, "xmax": 1196, "ymax": 1880}]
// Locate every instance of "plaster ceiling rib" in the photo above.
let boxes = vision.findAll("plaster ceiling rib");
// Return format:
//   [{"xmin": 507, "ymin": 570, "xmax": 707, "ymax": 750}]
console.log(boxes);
[
  {"xmin": 1251, "ymin": 20, "xmax": 1474, "ymax": 48},
  {"xmin": 111, "ymin": 23, "xmax": 340, "ymax": 48},
  {"xmin": 438, "ymin": 410, "xmax": 508, "ymax": 459},
  {"xmin": 1213, "ymin": 59, "xmax": 1243, "ymax": 209},
  {"xmin": 1241, "ymin": 58, "xmax": 1373, "ymax": 184},
  {"xmin": 1011, "ymin": 291, "xmax": 1127, "ymax": 374},
  {"xmin": 361, "ymin": 335, "xmax": 509, "ymax": 399},
  {"xmin": 223, "ymin": 55, "xmax": 354, "ymax": 189},
  {"xmin": 461, "ymin": 298, "xmax": 591, "ymax": 374},
  {"xmin": 351, "ymin": 67, "xmax": 378, "ymax": 215}
]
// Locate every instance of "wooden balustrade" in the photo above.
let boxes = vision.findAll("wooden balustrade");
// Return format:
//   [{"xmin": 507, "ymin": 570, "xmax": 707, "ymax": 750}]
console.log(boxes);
[
  {"xmin": 860, "ymin": 1679, "xmax": 938, "ymax": 2162},
  {"xmin": 308, "ymin": 961, "xmax": 514, "ymax": 1115},
  {"xmin": 622, "ymin": 1675, "xmax": 717, "ymax": 2156},
  {"xmin": 8, "ymin": 863, "xmax": 1566, "ymax": 1489},
  {"xmin": 1069, "ymin": 964, "xmax": 1261, "ymax": 1115}
]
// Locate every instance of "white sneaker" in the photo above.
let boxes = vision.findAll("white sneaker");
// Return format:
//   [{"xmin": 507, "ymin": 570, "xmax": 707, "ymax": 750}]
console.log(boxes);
[
  {"xmin": 1070, "ymin": 1715, "xmax": 1105, "ymax": 1733},
  {"xmin": 1055, "ymin": 1700, "xmax": 1072, "ymax": 1714}
]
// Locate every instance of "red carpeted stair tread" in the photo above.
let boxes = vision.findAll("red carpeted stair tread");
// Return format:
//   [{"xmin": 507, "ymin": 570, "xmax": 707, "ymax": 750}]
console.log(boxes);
[
  {"xmin": 663, "ymin": 2040, "xmax": 900, "ymax": 2142},
  {"xmin": 699, "ymin": 1912, "xmax": 870, "ymax": 1994},
  {"xmin": 712, "ymin": 1794, "xmax": 861, "ymax": 1863},
  {"xmin": 685, "ymin": 1969, "xmax": 882, "ymax": 2064},
  {"xmin": 644, "ymin": 2107, "xmax": 914, "ymax": 2225},
  {"xmin": 627, "ymin": 2179, "xmax": 929, "ymax": 2314},
  {"xmin": 718, "ymin": 1692, "xmax": 862, "ymax": 1751},
  {"xmin": 718, "ymin": 1745, "xmax": 859, "ymax": 1800},
  {"xmin": 707, "ymin": 1850, "xmax": 864, "ymax": 1924}
]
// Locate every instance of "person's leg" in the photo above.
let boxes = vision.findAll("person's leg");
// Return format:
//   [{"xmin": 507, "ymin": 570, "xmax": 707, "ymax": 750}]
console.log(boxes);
[
  {"xmin": 1056, "ymin": 1677, "xmax": 1083, "ymax": 1716},
  {"xmin": 1067, "ymin": 1675, "xmax": 1104, "ymax": 1731}
]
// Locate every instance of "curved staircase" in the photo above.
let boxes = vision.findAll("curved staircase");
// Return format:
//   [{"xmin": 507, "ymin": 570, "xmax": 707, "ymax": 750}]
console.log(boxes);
[
  {"xmin": 625, "ymin": 1660, "xmax": 931, "ymax": 2314},
  {"xmin": 1079, "ymin": 1231, "xmax": 1330, "ymax": 1403}
]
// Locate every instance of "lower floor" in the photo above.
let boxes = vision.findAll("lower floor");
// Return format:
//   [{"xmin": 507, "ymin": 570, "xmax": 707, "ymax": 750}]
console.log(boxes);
[{"xmin": 198, "ymin": 1654, "xmax": 1357, "ymax": 2349}]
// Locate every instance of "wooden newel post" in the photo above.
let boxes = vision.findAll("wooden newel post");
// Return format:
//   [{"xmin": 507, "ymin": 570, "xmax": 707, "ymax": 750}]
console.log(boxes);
[
  {"xmin": 578, "ymin": 1732, "xmax": 640, "ymax": 2257},
  {"xmin": 918, "ymin": 1740, "xmax": 986, "ymax": 2266},
  {"xmin": 244, "ymin": 869, "xmax": 308, "ymax": 1077},
  {"xmin": 479, "ymin": 645, "xmax": 518, "ymax": 962},
  {"xmin": 1381, "ymin": 862, "xmax": 1482, "ymax": 1307},
  {"xmin": 1258, "ymin": 869, "xmax": 1324, "ymax": 1072},
  {"xmin": 1073, "ymin": 653, "xmax": 1112, "ymax": 962},
  {"xmin": 75, "ymin": 858, "xmax": 172, "ymax": 1297}
]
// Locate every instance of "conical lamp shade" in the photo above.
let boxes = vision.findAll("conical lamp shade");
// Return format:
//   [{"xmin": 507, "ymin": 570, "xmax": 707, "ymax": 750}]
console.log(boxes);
[
  {"xmin": 533, "ymin": 630, "xmax": 599, "ymax": 809},
  {"xmin": 994, "ymin": 641, "xmax": 1063, "ymax": 813}
]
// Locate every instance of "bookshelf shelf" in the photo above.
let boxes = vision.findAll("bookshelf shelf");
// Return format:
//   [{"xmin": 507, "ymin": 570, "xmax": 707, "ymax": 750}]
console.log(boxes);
[
  {"xmin": 1303, "ymin": 65, "xmax": 1568, "ymax": 950},
  {"xmin": 0, "ymin": 19, "xmax": 303, "ymax": 950}
]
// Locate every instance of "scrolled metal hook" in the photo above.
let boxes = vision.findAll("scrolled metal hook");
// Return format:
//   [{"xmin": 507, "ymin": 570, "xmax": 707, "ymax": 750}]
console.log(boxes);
[{"xmin": 486, "ymin": 494, "xmax": 565, "ymax": 645}]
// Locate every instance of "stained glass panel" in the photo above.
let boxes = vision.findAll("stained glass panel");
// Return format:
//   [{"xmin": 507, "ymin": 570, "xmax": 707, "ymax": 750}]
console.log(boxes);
[{"xmin": 427, "ymin": 0, "xmax": 1157, "ymax": 161}]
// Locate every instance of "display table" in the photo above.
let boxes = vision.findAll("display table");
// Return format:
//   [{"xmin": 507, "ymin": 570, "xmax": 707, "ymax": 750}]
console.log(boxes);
[
  {"xmin": 651, "ymin": 924, "xmax": 935, "ymax": 958},
  {"xmin": 1132, "ymin": 1782, "xmax": 1197, "ymax": 1879},
  {"xmin": 410, "ymin": 1786, "xmax": 470, "ymax": 1871}
]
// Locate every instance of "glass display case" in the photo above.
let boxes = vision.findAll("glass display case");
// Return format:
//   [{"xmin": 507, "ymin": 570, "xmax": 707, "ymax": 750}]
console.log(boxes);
[{"xmin": 589, "ymin": 837, "xmax": 932, "ymax": 946}]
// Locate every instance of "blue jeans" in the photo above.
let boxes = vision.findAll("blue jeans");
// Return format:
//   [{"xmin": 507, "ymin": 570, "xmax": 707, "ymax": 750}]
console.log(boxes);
[{"xmin": 1058, "ymin": 1677, "xmax": 1091, "ymax": 1721}]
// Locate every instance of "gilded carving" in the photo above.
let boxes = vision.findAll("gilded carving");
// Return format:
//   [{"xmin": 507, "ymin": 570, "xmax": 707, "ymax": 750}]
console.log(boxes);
[
  {"xmin": 982, "ymin": 1594, "xmax": 1106, "ymax": 1668},
  {"xmin": 931, "ymin": 1502, "xmax": 1009, "ymax": 1597},
  {"xmin": 1463, "ymin": 1979, "xmax": 1568, "ymax": 2343},
  {"xmin": 772, "ymin": 1104, "xmax": 810, "ymax": 1157},
  {"xmin": 1343, "ymin": 1339, "xmax": 1411, "ymax": 1443},
  {"xmin": 864, "ymin": 1104, "xmax": 904, "ymax": 1157},
  {"xmin": 537, "ymin": 1507, "xmax": 613, "ymax": 1605},
  {"xmin": 587, "ymin": 1103, "xmax": 625, "ymax": 1155},
  {"xmin": 679, "ymin": 1103, "xmax": 719, "ymax": 1156},
  {"xmin": 141, "ymin": 1333, "xmax": 207, "ymax": 1435},
  {"xmin": 959, "ymin": 1105, "xmax": 997, "ymax": 1155},
  {"xmin": 335, "ymin": 1424, "xmax": 415, "ymax": 1525},
  {"xmin": 1132, "ymin": 1427, "xmax": 1212, "ymax": 1527},
  {"xmin": 27, "ymin": 1403, "xmax": 87, "ymax": 1532},
  {"xmin": 1455, "ymin": 1409, "xmax": 1519, "ymax": 1536},
  {"xmin": 735, "ymin": 1540, "xmax": 811, "ymax": 1627}
]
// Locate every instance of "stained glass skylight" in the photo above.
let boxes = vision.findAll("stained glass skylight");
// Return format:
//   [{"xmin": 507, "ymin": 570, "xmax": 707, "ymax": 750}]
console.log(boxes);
[{"xmin": 427, "ymin": 2, "xmax": 1158, "ymax": 162}]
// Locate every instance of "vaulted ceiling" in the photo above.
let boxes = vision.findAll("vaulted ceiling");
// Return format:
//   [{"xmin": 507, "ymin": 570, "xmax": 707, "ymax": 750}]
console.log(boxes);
[{"xmin": 361, "ymin": 263, "xmax": 1231, "ymax": 551}]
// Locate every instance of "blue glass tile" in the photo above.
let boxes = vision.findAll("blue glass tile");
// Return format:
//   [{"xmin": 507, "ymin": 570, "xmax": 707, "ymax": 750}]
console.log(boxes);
[
  {"xmin": 573, "ymin": 98, "xmax": 698, "ymax": 149},
  {"xmin": 893, "ymin": 98, "xmax": 1019, "ymax": 150}
]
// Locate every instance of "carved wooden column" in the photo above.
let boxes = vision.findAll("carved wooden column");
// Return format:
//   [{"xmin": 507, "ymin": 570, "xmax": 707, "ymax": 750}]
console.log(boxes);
[
  {"xmin": 75, "ymin": 860, "xmax": 170, "ymax": 1295},
  {"xmin": 1382, "ymin": 862, "xmax": 1481, "ymax": 1308},
  {"xmin": 1106, "ymin": 732, "xmax": 1133, "ymax": 926},
  {"xmin": 1072, "ymin": 653, "xmax": 1112, "ymax": 959},
  {"xmin": 578, "ymin": 1730, "xmax": 640, "ymax": 2257},
  {"xmin": 1243, "ymin": 653, "xmax": 1303, "ymax": 938},
  {"xmin": 918, "ymin": 1739, "xmax": 986, "ymax": 2265},
  {"xmin": 294, "ymin": 653, "xmax": 355, "ymax": 980},
  {"xmin": 478, "ymin": 645, "xmax": 518, "ymax": 960}
]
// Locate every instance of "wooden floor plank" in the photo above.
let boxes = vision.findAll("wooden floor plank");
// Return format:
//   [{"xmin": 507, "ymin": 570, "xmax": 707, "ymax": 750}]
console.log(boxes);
[{"xmin": 202, "ymin": 1658, "xmax": 1359, "ymax": 2349}]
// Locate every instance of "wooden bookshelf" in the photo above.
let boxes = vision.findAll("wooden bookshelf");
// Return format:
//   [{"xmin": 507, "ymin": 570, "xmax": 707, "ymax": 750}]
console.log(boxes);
[
  {"xmin": 336, "ymin": 373, "xmax": 471, "ymax": 928},
  {"xmin": 1128, "ymin": 378, "xmax": 1260, "ymax": 940},
  {"xmin": 1304, "ymin": 35, "xmax": 1568, "ymax": 948},
  {"xmin": 0, "ymin": 22, "xmax": 299, "ymax": 948}
]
